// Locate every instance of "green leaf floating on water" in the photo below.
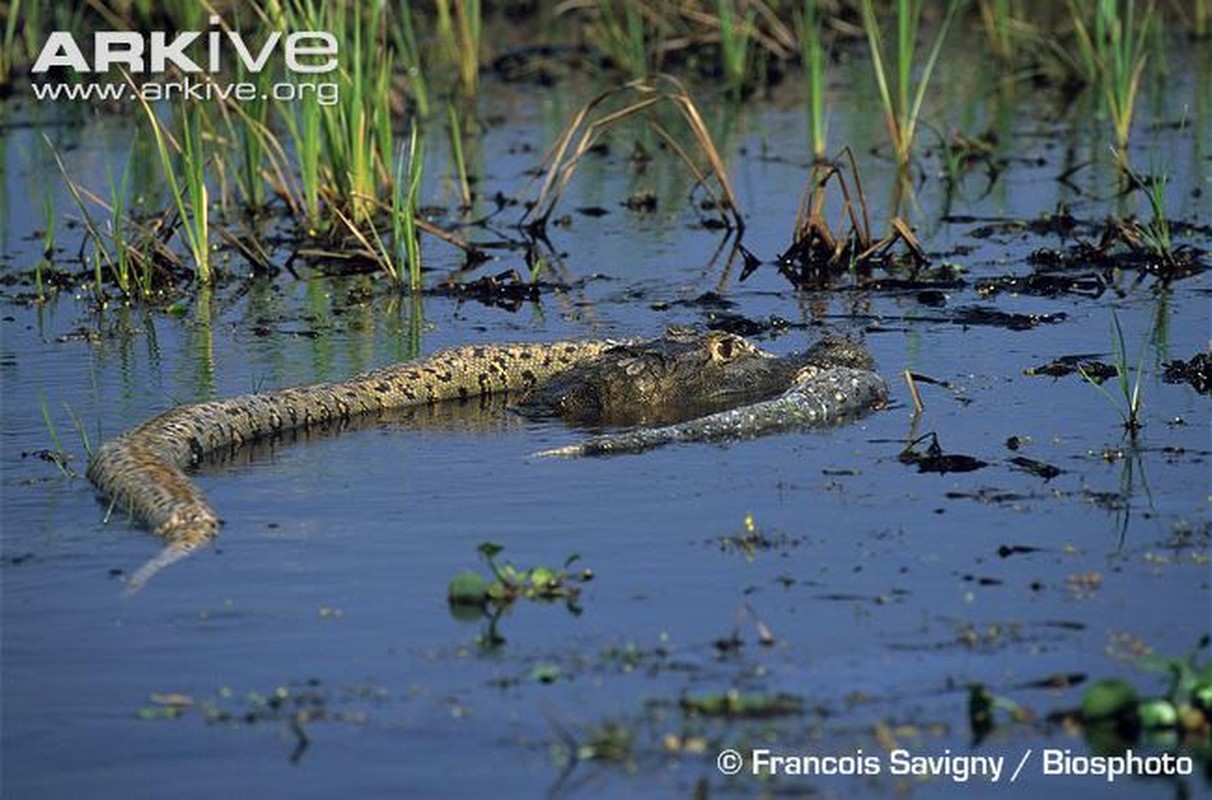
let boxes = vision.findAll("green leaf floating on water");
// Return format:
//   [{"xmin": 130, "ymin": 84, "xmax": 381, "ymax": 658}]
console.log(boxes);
[
  {"xmin": 1137, "ymin": 699, "xmax": 1178, "ymax": 730},
  {"xmin": 1081, "ymin": 678, "xmax": 1138, "ymax": 721},
  {"xmin": 447, "ymin": 571, "xmax": 488, "ymax": 605},
  {"xmin": 680, "ymin": 689, "xmax": 804, "ymax": 718}
]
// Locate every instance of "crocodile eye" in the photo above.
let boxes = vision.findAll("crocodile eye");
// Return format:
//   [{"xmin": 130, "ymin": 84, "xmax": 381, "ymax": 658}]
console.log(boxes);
[{"xmin": 712, "ymin": 337, "xmax": 736, "ymax": 362}]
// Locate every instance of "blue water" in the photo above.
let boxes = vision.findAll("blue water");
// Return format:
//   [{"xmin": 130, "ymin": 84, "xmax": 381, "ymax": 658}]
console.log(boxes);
[{"xmin": 3, "ymin": 39, "xmax": 1210, "ymax": 800}]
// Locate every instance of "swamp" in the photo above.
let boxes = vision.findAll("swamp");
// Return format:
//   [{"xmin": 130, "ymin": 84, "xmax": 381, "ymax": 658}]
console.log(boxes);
[{"xmin": 0, "ymin": 1, "xmax": 1209, "ymax": 797}]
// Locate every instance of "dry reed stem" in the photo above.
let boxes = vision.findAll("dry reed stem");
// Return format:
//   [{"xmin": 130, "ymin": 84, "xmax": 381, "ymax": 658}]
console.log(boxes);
[{"xmin": 525, "ymin": 75, "xmax": 742, "ymax": 232}]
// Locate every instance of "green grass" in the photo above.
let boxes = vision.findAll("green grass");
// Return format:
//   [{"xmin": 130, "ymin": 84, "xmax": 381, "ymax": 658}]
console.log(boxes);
[
  {"xmin": 1067, "ymin": 0, "xmax": 1153, "ymax": 158},
  {"xmin": 447, "ymin": 103, "xmax": 473, "ymax": 210},
  {"xmin": 718, "ymin": 0, "xmax": 758, "ymax": 98},
  {"xmin": 135, "ymin": 95, "xmax": 212, "ymax": 285},
  {"xmin": 795, "ymin": 0, "xmax": 829, "ymax": 160},
  {"xmin": 593, "ymin": 0, "xmax": 650, "ymax": 80},
  {"xmin": 859, "ymin": 0, "xmax": 960, "ymax": 171},
  {"xmin": 1, "ymin": 0, "xmax": 22, "ymax": 85},
  {"xmin": 978, "ymin": 0, "xmax": 1016, "ymax": 61},
  {"xmin": 436, "ymin": 0, "xmax": 482, "ymax": 94},
  {"xmin": 1078, "ymin": 312, "xmax": 1149, "ymax": 436},
  {"xmin": 400, "ymin": 123, "xmax": 426, "ymax": 291},
  {"xmin": 393, "ymin": 3, "xmax": 432, "ymax": 116}
]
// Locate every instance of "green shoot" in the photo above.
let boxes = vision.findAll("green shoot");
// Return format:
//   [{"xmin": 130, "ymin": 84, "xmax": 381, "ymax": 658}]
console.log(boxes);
[
  {"xmin": 718, "ymin": 0, "xmax": 757, "ymax": 99},
  {"xmin": 1078, "ymin": 312, "xmax": 1150, "ymax": 436},
  {"xmin": 859, "ymin": 0, "xmax": 960, "ymax": 171},
  {"xmin": 36, "ymin": 192, "xmax": 53, "ymax": 303},
  {"xmin": 394, "ymin": 3, "xmax": 431, "ymax": 116},
  {"xmin": 796, "ymin": 0, "xmax": 829, "ymax": 159},
  {"xmin": 1066, "ymin": 0, "xmax": 1153, "ymax": 157},
  {"xmin": 135, "ymin": 95, "xmax": 212, "ymax": 284},
  {"xmin": 447, "ymin": 103, "xmax": 473, "ymax": 210},
  {"xmin": 402, "ymin": 123, "xmax": 426, "ymax": 291},
  {"xmin": 592, "ymin": 0, "xmax": 649, "ymax": 79},
  {"xmin": 1, "ymin": 0, "xmax": 21, "ymax": 85},
  {"xmin": 38, "ymin": 391, "xmax": 76, "ymax": 478}
]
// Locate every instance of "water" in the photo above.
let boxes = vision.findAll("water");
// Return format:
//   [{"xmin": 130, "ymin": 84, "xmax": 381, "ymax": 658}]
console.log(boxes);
[{"xmin": 2, "ymin": 35, "xmax": 1210, "ymax": 800}]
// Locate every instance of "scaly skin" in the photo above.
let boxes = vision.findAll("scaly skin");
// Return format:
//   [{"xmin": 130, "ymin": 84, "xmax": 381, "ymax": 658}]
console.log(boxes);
[
  {"xmin": 87, "ymin": 339, "xmax": 619, "ymax": 589},
  {"xmin": 536, "ymin": 365, "xmax": 888, "ymax": 457},
  {"xmin": 87, "ymin": 332, "xmax": 884, "ymax": 589}
]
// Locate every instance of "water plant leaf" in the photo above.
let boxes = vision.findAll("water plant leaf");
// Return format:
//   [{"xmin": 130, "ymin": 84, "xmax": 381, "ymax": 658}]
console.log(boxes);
[{"xmin": 448, "ymin": 571, "xmax": 489, "ymax": 606}]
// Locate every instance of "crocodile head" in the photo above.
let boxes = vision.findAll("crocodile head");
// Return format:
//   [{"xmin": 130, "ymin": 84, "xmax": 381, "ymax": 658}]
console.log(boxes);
[{"xmin": 516, "ymin": 328, "xmax": 807, "ymax": 427}]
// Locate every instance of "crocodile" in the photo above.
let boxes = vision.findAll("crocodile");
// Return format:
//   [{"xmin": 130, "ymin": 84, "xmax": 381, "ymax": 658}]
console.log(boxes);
[
  {"xmin": 86, "ymin": 330, "xmax": 885, "ymax": 589},
  {"xmin": 537, "ymin": 334, "xmax": 886, "ymax": 456}
]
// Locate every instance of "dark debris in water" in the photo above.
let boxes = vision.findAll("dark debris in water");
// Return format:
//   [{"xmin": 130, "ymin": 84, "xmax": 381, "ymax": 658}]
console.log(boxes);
[
  {"xmin": 1008, "ymin": 456, "xmax": 1064, "ymax": 480},
  {"xmin": 1024, "ymin": 354, "xmax": 1117, "ymax": 382},
  {"xmin": 900, "ymin": 433, "xmax": 988, "ymax": 475},
  {"xmin": 975, "ymin": 271, "xmax": 1106, "ymax": 299},
  {"xmin": 948, "ymin": 306, "xmax": 1066, "ymax": 331},
  {"xmin": 1163, "ymin": 352, "xmax": 1212, "ymax": 394},
  {"xmin": 432, "ymin": 269, "xmax": 543, "ymax": 311}
]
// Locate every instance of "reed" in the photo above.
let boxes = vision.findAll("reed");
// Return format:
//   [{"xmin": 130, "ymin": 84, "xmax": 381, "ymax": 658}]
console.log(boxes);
[
  {"xmin": 524, "ymin": 75, "xmax": 743, "ymax": 234},
  {"xmin": 1101, "ymin": 0, "xmax": 1152, "ymax": 154},
  {"xmin": 48, "ymin": 136, "xmax": 156, "ymax": 296},
  {"xmin": 36, "ymin": 193, "xmax": 53, "ymax": 303},
  {"xmin": 858, "ymin": 0, "xmax": 960, "ymax": 171},
  {"xmin": 795, "ymin": 0, "xmax": 829, "ymax": 160},
  {"xmin": 593, "ymin": 0, "xmax": 650, "ymax": 79},
  {"xmin": 718, "ymin": 0, "xmax": 758, "ymax": 98},
  {"xmin": 436, "ymin": 0, "xmax": 482, "ymax": 94},
  {"xmin": 282, "ymin": 75, "xmax": 324, "ymax": 229},
  {"xmin": 978, "ymin": 0, "xmax": 1015, "ymax": 61},
  {"xmin": 393, "ymin": 3, "xmax": 432, "ymax": 116},
  {"xmin": 401, "ymin": 123, "xmax": 426, "ymax": 291},
  {"xmin": 1078, "ymin": 312, "xmax": 1148, "ymax": 436},
  {"xmin": 1, "ymin": 0, "xmax": 21, "ymax": 85},
  {"xmin": 447, "ymin": 103, "xmax": 473, "ymax": 210}
]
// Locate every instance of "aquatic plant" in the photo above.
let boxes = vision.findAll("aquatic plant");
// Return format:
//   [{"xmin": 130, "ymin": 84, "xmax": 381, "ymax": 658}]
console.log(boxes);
[
  {"xmin": 718, "ymin": 0, "xmax": 758, "ymax": 98},
  {"xmin": 447, "ymin": 102, "xmax": 473, "ymax": 211},
  {"xmin": 35, "ymin": 193, "xmax": 53, "ymax": 303},
  {"xmin": 134, "ymin": 96, "xmax": 212, "ymax": 285},
  {"xmin": 435, "ymin": 0, "xmax": 482, "ymax": 95},
  {"xmin": 1078, "ymin": 312, "xmax": 1149, "ymax": 435},
  {"xmin": 392, "ymin": 3, "xmax": 431, "ymax": 116},
  {"xmin": 1067, "ymin": 0, "xmax": 1154, "ymax": 157},
  {"xmin": 281, "ymin": 74, "xmax": 324, "ymax": 230},
  {"xmin": 523, "ymin": 75, "xmax": 743, "ymax": 234},
  {"xmin": 49, "ymin": 137, "xmax": 160, "ymax": 297},
  {"xmin": 591, "ymin": 0, "xmax": 651, "ymax": 79},
  {"xmin": 399, "ymin": 123, "xmax": 426, "ymax": 291},
  {"xmin": 781, "ymin": 146, "xmax": 927, "ymax": 283},
  {"xmin": 978, "ymin": 0, "xmax": 1017, "ymax": 61},
  {"xmin": 447, "ymin": 542, "xmax": 590, "ymax": 608},
  {"xmin": 1, "ymin": 0, "xmax": 22, "ymax": 85},
  {"xmin": 795, "ymin": 0, "xmax": 829, "ymax": 160},
  {"xmin": 858, "ymin": 0, "xmax": 960, "ymax": 171}
]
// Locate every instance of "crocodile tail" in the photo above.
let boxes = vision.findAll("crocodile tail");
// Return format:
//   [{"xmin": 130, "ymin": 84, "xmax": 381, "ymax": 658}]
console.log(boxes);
[{"xmin": 126, "ymin": 541, "xmax": 199, "ymax": 594}]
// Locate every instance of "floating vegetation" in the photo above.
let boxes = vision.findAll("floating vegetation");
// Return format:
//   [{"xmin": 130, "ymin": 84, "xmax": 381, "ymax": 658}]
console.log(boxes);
[{"xmin": 448, "ymin": 542, "xmax": 594, "ymax": 649}]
